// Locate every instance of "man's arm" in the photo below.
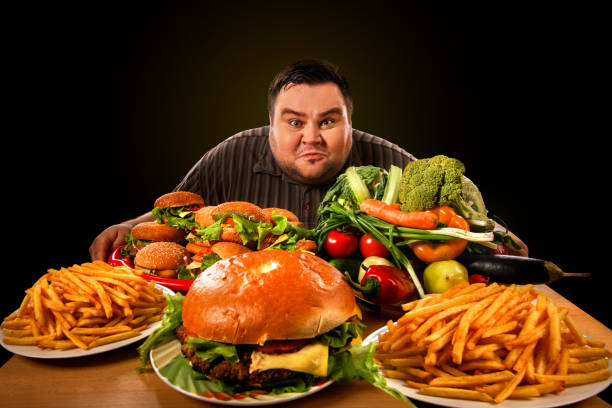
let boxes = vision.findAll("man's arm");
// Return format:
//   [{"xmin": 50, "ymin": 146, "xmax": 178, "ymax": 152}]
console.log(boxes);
[{"xmin": 89, "ymin": 212, "xmax": 156, "ymax": 261}]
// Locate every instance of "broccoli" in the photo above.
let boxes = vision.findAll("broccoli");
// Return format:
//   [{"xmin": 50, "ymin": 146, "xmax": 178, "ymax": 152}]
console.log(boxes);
[{"xmin": 398, "ymin": 155, "xmax": 495, "ymax": 231}]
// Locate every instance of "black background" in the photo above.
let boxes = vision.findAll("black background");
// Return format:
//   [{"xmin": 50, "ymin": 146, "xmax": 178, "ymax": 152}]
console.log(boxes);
[{"xmin": 3, "ymin": 0, "xmax": 607, "ymax": 392}]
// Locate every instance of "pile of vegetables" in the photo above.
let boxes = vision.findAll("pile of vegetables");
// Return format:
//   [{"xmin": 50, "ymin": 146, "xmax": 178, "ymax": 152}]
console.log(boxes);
[{"xmin": 315, "ymin": 157, "xmax": 517, "ymax": 302}]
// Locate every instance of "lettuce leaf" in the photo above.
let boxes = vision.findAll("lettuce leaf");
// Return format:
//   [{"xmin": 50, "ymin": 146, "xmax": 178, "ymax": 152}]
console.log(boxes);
[
  {"xmin": 137, "ymin": 292, "xmax": 185, "ymax": 369},
  {"xmin": 348, "ymin": 342, "xmax": 417, "ymax": 407},
  {"xmin": 152, "ymin": 206, "xmax": 199, "ymax": 231},
  {"xmin": 187, "ymin": 337, "xmax": 239, "ymax": 363},
  {"xmin": 316, "ymin": 321, "xmax": 366, "ymax": 348}
]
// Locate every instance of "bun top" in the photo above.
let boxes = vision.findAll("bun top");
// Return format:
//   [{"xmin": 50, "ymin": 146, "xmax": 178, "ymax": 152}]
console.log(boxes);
[
  {"xmin": 154, "ymin": 191, "xmax": 204, "ymax": 208},
  {"xmin": 134, "ymin": 242, "xmax": 190, "ymax": 270},
  {"xmin": 194, "ymin": 206, "xmax": 217, "ymax": 227},
  {"xmin": 263, "ymin": 208, "xmax": 299, "ymax": 224},
  {"xmin": 131, "ymin": 222, "xmax": 185, "ymax": 242},
  {"xmin": 211, "ymin": 201, "xmax": 272, "ymax": 224},
  {"xmin": 182, "ymin": 250, "xmax": 357, "ymax": 345},
  {"xmin": 211, "ymin": 241, "xmax": 252, "ymax": 259}
]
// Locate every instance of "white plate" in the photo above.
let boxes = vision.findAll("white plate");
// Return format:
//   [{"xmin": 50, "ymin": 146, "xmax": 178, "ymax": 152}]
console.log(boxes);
[
  {"xmin": 150, "ymin": 338, "xmax": 334, "ymax": 405},
  {"xmin": 363, "ymin": 326, "xmax": 612, "ymax": 408},
  {"xmin": 0, "ymin": 285, "xmax": 174, "ymax": 359}
]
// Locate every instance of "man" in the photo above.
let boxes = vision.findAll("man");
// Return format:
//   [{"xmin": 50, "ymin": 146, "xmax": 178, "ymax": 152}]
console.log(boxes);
[{"xmin": 89, "ymin": 59, "xmax": 527, "ymax": 261}]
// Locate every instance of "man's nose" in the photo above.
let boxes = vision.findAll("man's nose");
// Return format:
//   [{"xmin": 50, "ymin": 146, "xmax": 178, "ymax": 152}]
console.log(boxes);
[{"xmin": 301, "ymin": 123, "xmax": 322, "ymax": 143}]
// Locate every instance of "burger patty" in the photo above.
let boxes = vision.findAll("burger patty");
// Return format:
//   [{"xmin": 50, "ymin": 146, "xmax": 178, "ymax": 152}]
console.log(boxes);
[{"xmin": 176, "ymin": 325, "xmax": 300, "ymax": 386}]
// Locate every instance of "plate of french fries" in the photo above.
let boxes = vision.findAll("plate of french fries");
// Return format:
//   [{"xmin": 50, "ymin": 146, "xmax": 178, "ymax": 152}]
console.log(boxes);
[
  {"xmin": 0, "ymin": 260, "xmax": 172, "ymax": 358},
  {"xmin": 364, "ymin": 282, "xmax": 611, "ymax": 407}
]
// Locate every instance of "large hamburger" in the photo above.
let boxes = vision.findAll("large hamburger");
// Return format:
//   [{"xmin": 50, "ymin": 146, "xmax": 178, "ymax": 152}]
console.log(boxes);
[
  {"xmin": 152, "ymin": 191, "xmax": 204, "ymax": 232},
  {"xmin": 138, "ymin": 250, "xmax": 410, "ymax": 402}
]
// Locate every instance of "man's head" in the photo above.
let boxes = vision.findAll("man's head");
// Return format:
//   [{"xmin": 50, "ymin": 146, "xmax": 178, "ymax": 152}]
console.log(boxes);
[{"xmin": 268, "ymin": 60, "xmax": 353, "ymax": 185}]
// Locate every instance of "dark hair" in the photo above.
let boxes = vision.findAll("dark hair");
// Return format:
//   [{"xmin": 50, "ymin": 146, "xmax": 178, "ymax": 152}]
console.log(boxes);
[{"xmin": 267, "ymin": 59, "xmax": 353, "ymax": 117}]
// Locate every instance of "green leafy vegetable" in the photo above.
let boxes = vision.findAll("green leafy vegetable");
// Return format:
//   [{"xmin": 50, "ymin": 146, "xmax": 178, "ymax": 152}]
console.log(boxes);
[
  {"xmin": 318, "ymin": 166, "xmax": 388, "ymax": 214},
  {"xmin": 152, "ymin": 205, "xmax": 200, "ymax": 231},
  {"xmin": 137, "ymin": 292, "xmax": 185, "ymax": 369},
  {"xmin": 187, "ymin": 337, "xmax": 240, "ymax": 363}
]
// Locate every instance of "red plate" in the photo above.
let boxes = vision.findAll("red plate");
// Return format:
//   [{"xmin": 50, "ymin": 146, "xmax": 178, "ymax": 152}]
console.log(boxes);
[{"xmin": 108, "ymin": 245, "xmax": 194, "ymax": 293}]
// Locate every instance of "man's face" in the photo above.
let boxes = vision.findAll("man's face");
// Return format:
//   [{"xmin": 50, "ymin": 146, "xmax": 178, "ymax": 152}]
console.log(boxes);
[{"xmin": 269, "ymin": 82, "xmax": 352, "ymax": 185}]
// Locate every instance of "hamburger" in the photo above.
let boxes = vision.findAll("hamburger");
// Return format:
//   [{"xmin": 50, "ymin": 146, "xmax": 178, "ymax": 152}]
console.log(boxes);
[
  {"xmin": 182, "ymin": 241, "xmax": 252, "ymax": 280},
  {"xmin": 121, "ymin": 221, "xmax": 186, "ymax": 258},
  {"xmin": 133, "ymin": 241, "xmax": 191, "ymax": 279},
  {"xmin": 138, "ymin": 250, "xmax": 410, "ymax": 402},
  {"xmin": 141, "ymin": 250, "xmax": 362, "ymax": 391},
  {"xmin": 152, "ymin": 191, "xmax": 204, "ymax": 232},
  {"xmin": 190, "ymin": 201, "xmax": 317, "ymax": 252}
]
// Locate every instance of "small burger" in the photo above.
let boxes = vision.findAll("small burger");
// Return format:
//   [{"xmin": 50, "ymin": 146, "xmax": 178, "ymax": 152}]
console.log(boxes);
[
  {"xmin": 190, "ymin": 201, "xmax": 317, "ymax": 252},
  {"xmin": 152, "ymin": 191, "xmax": 205, "ymax": 232},
  {"xmin": 133, "ymin": 241, "xmax": 191, "ymax": 279},
  {"xmin": 121, "ymin": 221, "xmax": 186, "ymax": 258},
  {"xmin": 182, "ymin": 241, "xmax": 252, "ymax": 280}
]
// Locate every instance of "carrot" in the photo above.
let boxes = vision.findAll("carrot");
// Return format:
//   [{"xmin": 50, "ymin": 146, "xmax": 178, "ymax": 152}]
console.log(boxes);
[{"xmin": 360, "ymin": 199, "xmax": 438, "ymax": 229}]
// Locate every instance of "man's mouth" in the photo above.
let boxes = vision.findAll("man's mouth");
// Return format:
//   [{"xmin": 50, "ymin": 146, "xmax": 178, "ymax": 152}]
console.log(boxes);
[{"xmin": 298, "ymin": 151, "xmax": 327, "ymax": 161}]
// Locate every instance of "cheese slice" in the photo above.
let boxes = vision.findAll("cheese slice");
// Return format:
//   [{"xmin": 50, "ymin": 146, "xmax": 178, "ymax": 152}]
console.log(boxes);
[{"xmin": 249, "ymin": 342, "xmax": 328, "ymax": 377}]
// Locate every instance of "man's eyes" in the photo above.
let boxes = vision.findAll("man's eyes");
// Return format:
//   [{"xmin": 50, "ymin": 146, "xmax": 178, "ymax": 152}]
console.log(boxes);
[{"xmin": 287, "ymin": 118, "xmax": 335, "ymax": 128}]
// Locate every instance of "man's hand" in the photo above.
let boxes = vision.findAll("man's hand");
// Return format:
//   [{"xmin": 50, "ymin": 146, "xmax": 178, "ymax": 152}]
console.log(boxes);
[{"xmin": 89, "ymin": 223, "xmax": 133, "ymax": 261}]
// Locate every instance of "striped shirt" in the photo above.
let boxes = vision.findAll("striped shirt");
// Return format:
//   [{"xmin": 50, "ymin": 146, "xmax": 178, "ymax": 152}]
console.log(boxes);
[{"xmin": 174, "ymin": 126, "xmax": 416, "ymax": 229}]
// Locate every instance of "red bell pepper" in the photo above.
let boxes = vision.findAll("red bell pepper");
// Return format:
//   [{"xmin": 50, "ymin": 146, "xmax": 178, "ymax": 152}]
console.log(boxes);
[
  {"xmin": 354, "ymin": 265, "xmax": 416, "ymax": 305},
  {"xmin": 107, "ymin": 245, "xmax": 134, "ymax": 268}
]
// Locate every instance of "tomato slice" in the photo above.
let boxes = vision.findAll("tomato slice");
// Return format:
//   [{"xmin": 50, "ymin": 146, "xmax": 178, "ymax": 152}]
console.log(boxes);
[
  {"xmin": 192, "ymin": 248, "xmax": 213, "ymax": 263},
  {"xmin": 255, "ymin": 339, "xmax": 308, "ymax": 354}
]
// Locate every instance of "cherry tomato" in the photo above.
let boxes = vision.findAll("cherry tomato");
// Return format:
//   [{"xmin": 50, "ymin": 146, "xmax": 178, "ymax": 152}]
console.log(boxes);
[
  {"xmin": 324, "ymin": 229, "xmax": 358, "ymax": 258},
  {"xmin": 359, "ymin": 234, "xmax": 391, "ymax": 258}
]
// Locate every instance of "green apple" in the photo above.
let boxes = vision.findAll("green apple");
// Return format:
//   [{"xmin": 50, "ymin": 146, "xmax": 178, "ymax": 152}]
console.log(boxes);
[{"xmin": 423, "ymin": 260, "xmax": 469, "ymax": 294}]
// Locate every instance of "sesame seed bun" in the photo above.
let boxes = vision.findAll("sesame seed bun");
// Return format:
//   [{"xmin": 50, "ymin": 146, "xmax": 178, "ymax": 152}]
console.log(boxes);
[
  {"xmin": 262, "ymin": 208, "xmax": 299, "ymax": 224},
  {"xmin": 154, "ymin": 191, "xmax": 204, "ymax": 208},
  {"xmin": 211, "ymin": 201, "xmax": 272, "ymax": 224},
  {"xmin": 131, "ymin": 222, "xmax": 185, "ymax": 242},
  {"xmin": 134, "ymin": 242, "xmax": 190, "ymax": 271}
]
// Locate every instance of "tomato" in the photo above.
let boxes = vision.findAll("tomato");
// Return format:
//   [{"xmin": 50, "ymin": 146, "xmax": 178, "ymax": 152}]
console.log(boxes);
[
  {"xmin": 359, "ymin": 234, "xmax": 391, "ymax": 258},
  {"xmin": 255, "ymin": 339, "xmax": 308, "ymax": 354},
  {"xmin": 324, "ymin": 229, "xmax": 358, "ymax": 258}
]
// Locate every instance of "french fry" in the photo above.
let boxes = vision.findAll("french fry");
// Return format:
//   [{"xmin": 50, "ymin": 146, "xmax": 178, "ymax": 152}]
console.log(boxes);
[
  {"xmin": 568, "ymin": 358, "xmax": 609, "ymax": 373},
  {"xmin": 2, "ymin": 260, "xmax": 166, "ymax": 351},
  {"xmin": 568, "ymin": 347, "xmax": 612, "ymax": 359},
  {"xmin": 429, "ymin": 370, "xmax": 514, "ymax": 387},
  {"xmin": 418, "ymin": 386, "xmax": 494, "ymax": 402},
  {"xmin": 535, "ymin": 369, "xmax": 611, "ymax": 386},
  {"xmin": 495, "ymin": 366, "xmax": 526, "ymax": 403},
  {"xmin": 374, "ymin": 282, "xmax": 612, "ymax": 405}
]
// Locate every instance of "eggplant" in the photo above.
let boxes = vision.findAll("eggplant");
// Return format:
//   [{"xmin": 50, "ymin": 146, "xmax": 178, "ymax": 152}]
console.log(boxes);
[{"xmin": 456, "ymin": 254, "xmax": 590, "ymax": 285}]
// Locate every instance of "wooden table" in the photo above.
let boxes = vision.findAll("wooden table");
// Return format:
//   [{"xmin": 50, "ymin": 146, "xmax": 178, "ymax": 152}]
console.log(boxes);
[{"xmin": 0, "ymin": 285, "xmax": 610, "ymax": 408}]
